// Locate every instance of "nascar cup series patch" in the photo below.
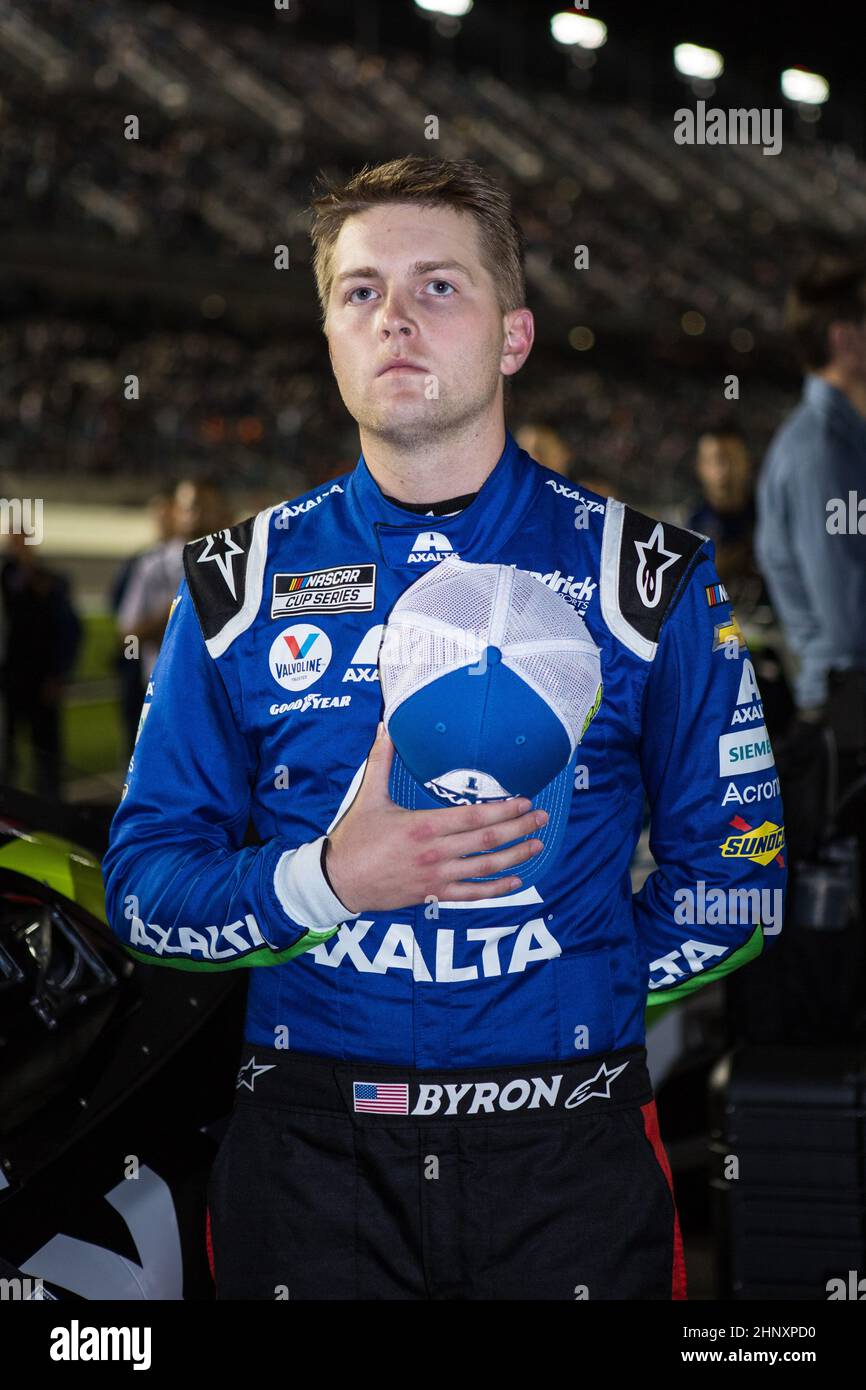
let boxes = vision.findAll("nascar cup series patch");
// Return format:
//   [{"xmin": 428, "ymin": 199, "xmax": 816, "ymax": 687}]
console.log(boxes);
[{"xmin": 271, "ymin": 564, "xmax": 376, "ymax": 617}]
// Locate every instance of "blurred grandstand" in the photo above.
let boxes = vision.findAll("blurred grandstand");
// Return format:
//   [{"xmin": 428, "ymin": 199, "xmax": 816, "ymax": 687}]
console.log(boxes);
[
  {"xmin": 0, "ymin": 0, "xmax": 859, "ymax": 800},
  {"xmin": 1, "ymin": 0, "xmax": 862, "ymax": 507}
]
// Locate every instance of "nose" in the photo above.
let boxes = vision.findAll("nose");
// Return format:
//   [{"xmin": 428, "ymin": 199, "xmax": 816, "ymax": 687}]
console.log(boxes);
[{"xmin": 378, "ymin": 288, "xmax": 416, "ymax": 338}]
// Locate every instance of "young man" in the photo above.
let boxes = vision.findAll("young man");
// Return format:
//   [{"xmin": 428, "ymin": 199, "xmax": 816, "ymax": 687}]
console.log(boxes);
[
  {"xmin": 756, "ymin": 255, "xmax": 866, "ymax": 737},
  {"xmin": 102, "ymin": 156, "xmax": 785, "ymax": 1301}
]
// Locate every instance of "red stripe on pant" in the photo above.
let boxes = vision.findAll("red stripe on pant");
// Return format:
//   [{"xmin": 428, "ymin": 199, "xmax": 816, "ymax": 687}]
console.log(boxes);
[
  {"xmin": 206, "ymin": 1206, "xmax": 215, "ymax": 1284},
  {"xmin": 639, "ymin": 1097, "xmax": 688, "ymax": 1299}
]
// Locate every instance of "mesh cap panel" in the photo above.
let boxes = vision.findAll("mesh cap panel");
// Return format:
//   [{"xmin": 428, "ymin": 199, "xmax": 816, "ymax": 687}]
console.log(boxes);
[{"xmin": 380, "ymin": 558, "xmax": 602, "ymax": 752}]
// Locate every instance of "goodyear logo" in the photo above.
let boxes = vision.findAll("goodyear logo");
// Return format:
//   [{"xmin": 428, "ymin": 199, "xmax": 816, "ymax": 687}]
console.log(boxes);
[{"xmin": 719, "ymin": 819, "xmax": 785, "ymax": 867}]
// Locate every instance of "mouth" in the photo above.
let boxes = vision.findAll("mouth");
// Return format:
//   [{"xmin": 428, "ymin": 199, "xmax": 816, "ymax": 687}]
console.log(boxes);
[{"xmin": 377, "ymin": 363, "xmax": 426, "ymax": 376}]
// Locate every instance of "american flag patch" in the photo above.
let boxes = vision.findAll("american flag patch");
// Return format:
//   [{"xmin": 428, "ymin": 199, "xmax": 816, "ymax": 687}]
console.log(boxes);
[
  {"xmin": 705, "ymin": 583, "xmax": 729, "ymax": 607},
  {"xmin": 353, "ymin": 1081, "xmax": 409, "ymax": 1114}
]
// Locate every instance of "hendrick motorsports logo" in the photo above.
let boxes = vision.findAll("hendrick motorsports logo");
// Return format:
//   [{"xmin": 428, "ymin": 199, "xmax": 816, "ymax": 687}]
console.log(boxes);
[
  {"xmin": 352, "ymin": 1059, "xmax": 630, "ymax": 1116},
  {"xmin": 719, "ymin": 816, "xmax": 785, "ymax": 868},
  {"xmin": 271, "ymin": 564, "xmax": 376, "ymax": 618},
  {"xmin": 516, "ymin": 562, "xmax": 597, "ymax": 613},
  {"xmin": 268, "ymin": 623, "xmax": 332, "ymax": 691}
]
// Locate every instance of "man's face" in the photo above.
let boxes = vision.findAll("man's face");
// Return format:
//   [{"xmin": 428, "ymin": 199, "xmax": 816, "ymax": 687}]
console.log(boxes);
[
  {"xmin": 695, "ymin": 434, "xmax": 752, "ymax": 512},
  {"xmin": 323, "ymin": 203, "xmax": 530, "ymax": 447},
  {"xmin": 829, "ymin": 313, "xmax": 866, "ymax": 382},
  {"xmin": 174, "ymin": 483, "xmax": 225, "ymax": 541}
]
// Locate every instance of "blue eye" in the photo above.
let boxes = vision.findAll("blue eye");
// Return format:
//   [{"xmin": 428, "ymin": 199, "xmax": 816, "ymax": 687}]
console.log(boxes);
[
  {"xmin": 428, "ymin": 281, "xmax": 455, "ymax": 296},
  {"xmin": 347, "ymin": 287, "xmax": 377, "ymax": 304}
]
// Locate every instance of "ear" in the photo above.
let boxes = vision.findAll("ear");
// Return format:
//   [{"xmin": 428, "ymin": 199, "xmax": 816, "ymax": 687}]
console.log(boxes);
[{"xmin": 501, "ymin": 308, "xmax": 534, "ymax": 377}]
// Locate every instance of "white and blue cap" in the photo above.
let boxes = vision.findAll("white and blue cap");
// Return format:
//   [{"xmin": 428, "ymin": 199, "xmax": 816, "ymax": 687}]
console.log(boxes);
[{"xmin": 380, "ymin": 558, "xmax": 603, "ymax": 886}]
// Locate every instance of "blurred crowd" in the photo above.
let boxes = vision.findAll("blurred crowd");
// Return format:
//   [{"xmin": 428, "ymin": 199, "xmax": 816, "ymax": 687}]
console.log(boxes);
[{"xmin": 0, "ymin": 310, "xmax": 798, "ymax": 506}]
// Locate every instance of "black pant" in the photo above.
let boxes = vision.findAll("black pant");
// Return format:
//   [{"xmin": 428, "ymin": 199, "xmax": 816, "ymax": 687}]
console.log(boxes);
[
  {"xmin": 0, "ymin": 687, "xmax": 62, "ymax": 799},
  {"xmin": 206, "ymin": 1041, "xmax": 686, "ymax": 1301}
]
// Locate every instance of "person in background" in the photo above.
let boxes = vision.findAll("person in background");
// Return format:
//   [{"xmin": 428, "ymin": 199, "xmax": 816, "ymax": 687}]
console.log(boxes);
[
  {"xmin": 117, "ymin": 477, "xmax": 229, "ymax": 689},
  {"xmin": 689, "ymin": 423, "xmax": 767, "ymax": 615},
  {"xmin": 0, "ymin": 531, "xmax": 82, "ymax": 799},
  {"xmin": 756, "ymin": 255, "xmax": 866, "ymax": 808},
  {"xmin": 514, "ymin": 422, "xmax": 573, "ymax": 476},
  {"xmin": 109, "ymin": 485, "xmax": 177, "ymax": 760}
]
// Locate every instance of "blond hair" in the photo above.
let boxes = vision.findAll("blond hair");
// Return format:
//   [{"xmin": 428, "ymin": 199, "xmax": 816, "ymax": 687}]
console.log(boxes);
[{"xmin": 309, "ymin": 155, "xmax": 526, "ymax": 327}]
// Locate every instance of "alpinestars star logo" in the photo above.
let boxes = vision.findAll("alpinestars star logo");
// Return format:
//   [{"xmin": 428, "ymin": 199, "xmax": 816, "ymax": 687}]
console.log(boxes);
[
  {"xmin": 197, "ymin": 529, "xmax": 245, "ymax": 598},
  {"xmin": 563, "ymin": 1059, "xmax": 630, "ymax": 1108},
  {"xmin": 634, "ymin": 524, "xmax": 680, "ymax": 608},
  {"xmin": 236, "ymin": 1057, "xmax": 276, "ymax": 1091}
]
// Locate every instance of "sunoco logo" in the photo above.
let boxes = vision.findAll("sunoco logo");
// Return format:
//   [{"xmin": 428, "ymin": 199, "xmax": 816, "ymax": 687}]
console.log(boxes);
[
  {"xmin": 268, "ymin": 624, "xmax": 332, "ymax": 691},
  {"xmin": 719, "ymin": 817, "xmax": 785, "ymax": 867}
]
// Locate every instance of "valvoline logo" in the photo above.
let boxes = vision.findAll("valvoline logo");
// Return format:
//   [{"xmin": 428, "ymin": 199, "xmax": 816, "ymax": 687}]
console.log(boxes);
[{"xmin": 269, "ymin": 624, "xmax": 332, "ymax": 692}]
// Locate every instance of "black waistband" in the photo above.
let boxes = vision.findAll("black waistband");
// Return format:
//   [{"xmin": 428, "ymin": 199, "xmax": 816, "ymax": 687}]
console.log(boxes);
[{"xmin": 231, "ymin": 1042, "xmax": 653, "ymax": 1125}]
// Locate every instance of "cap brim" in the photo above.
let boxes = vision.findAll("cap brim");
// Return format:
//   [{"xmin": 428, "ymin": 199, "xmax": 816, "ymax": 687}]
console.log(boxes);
[{"xmin": 388, "ymin": 748, "xmax": 576, "ymax": 888}]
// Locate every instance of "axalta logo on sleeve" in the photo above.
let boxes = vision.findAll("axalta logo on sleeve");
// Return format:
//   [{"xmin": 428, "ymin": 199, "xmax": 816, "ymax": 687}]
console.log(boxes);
[
  {"xmin": 544, "ymin": 479, "xmax": 605, "ymax": 514},
  {"xmin": 729, "ymin": 658, "xmax": 764, "ymax": 725},
  {"xmin": 648, "ymin": 938, "xmax": 728, "ymax": 990},
  {"xmin": 307, "ymin": 916, "xmax": 561, "ymax": 980},
  {"xmin": 718, "ymin": 724, "xmax": 775, "ymax": 776},
  {"xmin": 274, "ymin": 483, "xmax": 344, "ymax": 525},
  {"xmin": 407, "ymin": 531, "xmax": 457, "ymax": 563},
  {"xmin": 129, "ymin": 912, "xmax": 268, "ymax": 961}
]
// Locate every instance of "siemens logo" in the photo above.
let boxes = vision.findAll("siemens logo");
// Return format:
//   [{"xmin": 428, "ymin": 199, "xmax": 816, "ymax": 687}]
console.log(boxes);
[{"xmin": 718, "ymin": 724, "xmax": 775, "ymax": 776}]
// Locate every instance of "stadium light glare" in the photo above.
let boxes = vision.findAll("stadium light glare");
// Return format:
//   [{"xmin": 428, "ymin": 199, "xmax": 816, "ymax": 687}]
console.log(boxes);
[
  {"xmin": 781, "ymin": 67, "xmax": 829, "ymax": 105},
  {"xmin": 414, "ymin": 0, "xmax": 474, "ymax": 16},
  {"xmin": 673, "ymin": 44, "xmax": 724, "ymax": 80},
  {"xmin": 550, "ymin": 13, "xmax": 607, "ymax": 50}
]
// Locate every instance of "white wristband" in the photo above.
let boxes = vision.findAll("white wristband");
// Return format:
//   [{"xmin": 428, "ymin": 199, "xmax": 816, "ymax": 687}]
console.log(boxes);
[{"xmin": 273, "ymin": 835, "xmax": 361, "ymax": 933}]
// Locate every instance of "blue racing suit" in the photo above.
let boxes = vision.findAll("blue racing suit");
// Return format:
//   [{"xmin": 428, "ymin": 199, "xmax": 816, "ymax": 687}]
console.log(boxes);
[{"xmin": 101, "ymin": 431, "xmax": 786, "ymax": 1067}]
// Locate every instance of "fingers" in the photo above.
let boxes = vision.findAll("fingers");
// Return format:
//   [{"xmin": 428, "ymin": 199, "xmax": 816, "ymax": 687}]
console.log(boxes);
[
  {"xmin": 406, "ymin": 795, "xmax": 537, "ymax": 842},
  {"xmin": 438, "ymin": 872, "xmax": 527, "ymax": 901},
  {"xmin": 359, "ymin": 722, "xmax": 395, "ymax": 799},
  {"xmin": 439, "ymin": 833, "xmax": 545, "ymax": 886},
  {"xmin": 440, "ymin": 807, "xmax": 548, "ymax": 860}
]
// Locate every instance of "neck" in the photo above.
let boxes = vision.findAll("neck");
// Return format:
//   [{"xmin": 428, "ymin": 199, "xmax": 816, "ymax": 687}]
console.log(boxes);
[
  {"xmin": 358, "ymin": 411, "xmax": 507, "ymax": 505},
  {"xmin": 816, "ymin": 365, "xmax": 866, "ymax": 420}
]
